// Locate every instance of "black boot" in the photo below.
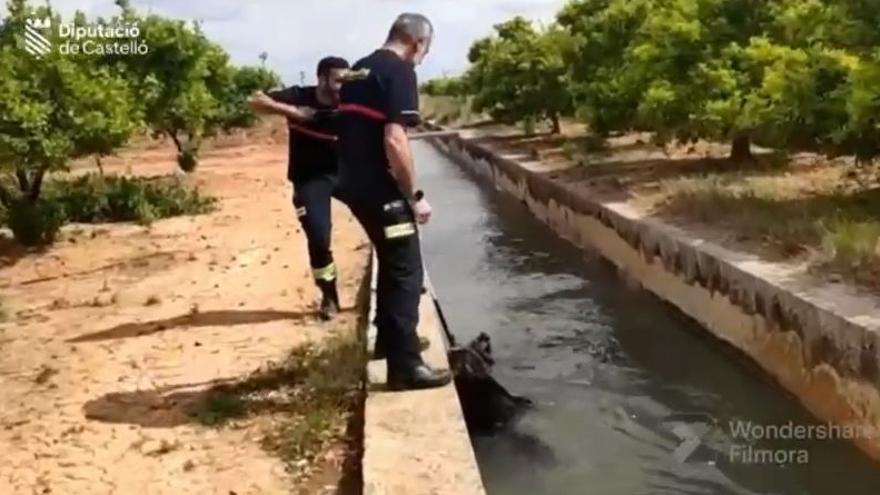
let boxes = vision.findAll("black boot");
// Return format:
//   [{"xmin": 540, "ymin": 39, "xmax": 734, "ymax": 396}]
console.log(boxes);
[
  {"xmin": 317, "ymin": 279, "xmax": 340, "ymax": 321},
  {"xmin": 387, "ymin": 362, "xmax": 452, "ymax": 391}
]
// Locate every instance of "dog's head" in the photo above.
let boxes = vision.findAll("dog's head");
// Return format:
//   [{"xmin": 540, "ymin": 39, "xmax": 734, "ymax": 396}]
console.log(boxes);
[{"xmin": 469, "ymin": 332, "xmax": 494, "ymax": 365}]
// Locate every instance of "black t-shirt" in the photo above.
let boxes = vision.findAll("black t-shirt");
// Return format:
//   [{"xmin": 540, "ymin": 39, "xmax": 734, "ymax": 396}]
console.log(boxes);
[
  {"xmin": 267, "ymin": 86, "xmax": 338, "ymax": 183},
  {"xmin": 336, "ymin": 49, "xmax": 421, "ymax": 199}
]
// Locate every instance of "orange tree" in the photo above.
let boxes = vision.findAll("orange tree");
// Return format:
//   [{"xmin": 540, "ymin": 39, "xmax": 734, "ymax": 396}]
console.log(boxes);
[
  {"xmin": 466, "ymin": 17, "xmax": 573, "ymax": 134},
  {"xmin": 0, "ymin": 1, "xmax": 137, "ymax": 244}
]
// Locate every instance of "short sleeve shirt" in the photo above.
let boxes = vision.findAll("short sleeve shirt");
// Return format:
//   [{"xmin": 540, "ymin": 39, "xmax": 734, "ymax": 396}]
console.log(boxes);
[
  {"xmin": 266, "ymin": 86, "xmax": 339, "ymax": 183},
  {"xmin": 335, "ymin": 50, "xmax": 421, "ymax": 199}
]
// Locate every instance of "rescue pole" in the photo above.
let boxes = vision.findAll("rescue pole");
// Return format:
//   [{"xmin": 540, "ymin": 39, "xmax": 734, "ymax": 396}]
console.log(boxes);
[
  {"xmin": 407, "ymin": 129, "xmax": 460, "ymax": 141},
  {"xmin": 423, "ymin": 270, "xmax": 532, "ymax": 434}
]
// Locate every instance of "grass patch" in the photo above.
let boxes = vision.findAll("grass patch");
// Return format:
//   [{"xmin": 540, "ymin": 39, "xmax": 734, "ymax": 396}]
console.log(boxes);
[
  {"xmin": 654, "ymin": 173, "xmax": 880, "ymax": 288},
  {"xmin": 190, "ymin": 331, "xmax": 366, "ymax": 469},
  {"xmin": 194, "ymin": 390, "xmax": 248, "ymax": 426}
]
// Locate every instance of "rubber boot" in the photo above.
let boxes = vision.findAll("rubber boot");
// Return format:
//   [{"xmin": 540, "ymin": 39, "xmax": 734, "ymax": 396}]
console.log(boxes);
[{"xmin": 317, "ymin": 278, "xmax": 340, "ymax": 321}]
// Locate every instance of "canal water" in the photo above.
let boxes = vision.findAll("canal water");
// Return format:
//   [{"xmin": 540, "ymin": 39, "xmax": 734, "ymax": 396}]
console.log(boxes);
[{"xmin": 415, "ymin": 142, "xmax": 880, "ymax": 495}]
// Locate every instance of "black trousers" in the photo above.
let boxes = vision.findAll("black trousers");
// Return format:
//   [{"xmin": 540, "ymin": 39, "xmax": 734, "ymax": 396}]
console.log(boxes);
[
  {"xmin": 293, "ymin": 174, "xmax": 336, "ymax": 283},
  {"xmin": 341, "ymin": 192, "xmax": 423, "ymax": 370}
]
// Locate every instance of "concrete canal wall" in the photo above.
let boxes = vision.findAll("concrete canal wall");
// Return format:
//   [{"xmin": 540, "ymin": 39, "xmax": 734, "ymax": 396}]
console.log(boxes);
[
  {"xmin": 425, "ymin": 123, "xmax": 880, "ymax": 460},
  {"xmin": 361, "ymin": 255, "xmax": 487, "ymax": 495}
]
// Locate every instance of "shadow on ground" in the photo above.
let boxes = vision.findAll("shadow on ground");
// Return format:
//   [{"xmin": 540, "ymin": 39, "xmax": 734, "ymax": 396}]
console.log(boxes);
[
  {"xmin": 83, "ymin": 379, "xmax": 236, "ymax": 428},
  {"xmin": 0, "ymin": 235, "xmax": 44, "ymax": 271},
  {"xmin": 68, "ymin": 309, "xmax": 319, "ymax": 343},
  {"xmin": 84, "ymin": 332, "xmax": 366, "ymax": 493}
]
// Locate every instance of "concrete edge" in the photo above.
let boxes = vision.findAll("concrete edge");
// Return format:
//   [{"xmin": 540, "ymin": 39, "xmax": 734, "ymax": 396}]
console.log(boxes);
[
  {"xmin": 361, "ymin": 250, "xmax": 487, "ymax": 495},
  {"xmin": 423, "ymin": 122, "xmax": 880, "ymax": 461}
]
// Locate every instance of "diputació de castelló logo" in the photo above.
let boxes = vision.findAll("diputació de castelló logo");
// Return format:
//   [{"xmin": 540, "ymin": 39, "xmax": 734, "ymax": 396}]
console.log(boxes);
[
  {"xmin": 24, "ymin": 17, "xmax": 51, "ymax": 57},
  {"xmin": 24, "ymin": 16, "xmax": 148, "ymax": 58}
]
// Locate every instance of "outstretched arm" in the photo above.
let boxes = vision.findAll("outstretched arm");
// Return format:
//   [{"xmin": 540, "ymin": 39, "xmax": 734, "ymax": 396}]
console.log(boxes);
[{"xmin": 248, "ymin": 91, "xmax": 315, "ymax": 122}]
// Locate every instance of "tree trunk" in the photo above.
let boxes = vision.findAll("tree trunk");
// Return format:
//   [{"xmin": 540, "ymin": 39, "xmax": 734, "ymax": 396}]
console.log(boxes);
[
  {"xmin": 729, "ymin": 135, "xmax": 753, "ymax": 162},
  {"xmin": 15, "ymin": 168, "xmax": 30, "ymax": 193},
  {"xmin": 549, "ymin": 113, "xmax": 561, "ymax": 135},
  {"xmin": 29, "ymin": 168, "xmax": 46, "ymax": 202},
  {"xmin": 95, "ymin": 155, "xmax": 105, "ymax": 178},
  {"xmin": 169, "ymin": 132, "xmax": 183, "ymax": 152}
]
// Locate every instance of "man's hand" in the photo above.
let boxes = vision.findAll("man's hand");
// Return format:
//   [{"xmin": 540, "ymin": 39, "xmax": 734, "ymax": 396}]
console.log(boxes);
[
  {"xmin": 297, "ymin": 107, "xmax": 317, "ymax": 120},
  {"xmin": 412, "ymin": 197, "xmax": 432, "ymax": 224},
  {"xmin": 248, "ymin": 91, "xmax": 275, "ymax": 109}
]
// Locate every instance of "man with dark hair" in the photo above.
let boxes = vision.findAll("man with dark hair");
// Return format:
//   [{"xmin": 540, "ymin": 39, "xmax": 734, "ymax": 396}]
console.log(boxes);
[
  {"xmin": 335, "ymin": 13, "xmax": 451, "ymax": 390},
  {"xmin": 248, "ymin": 56, "xmax": 350, "ymax": 320}
]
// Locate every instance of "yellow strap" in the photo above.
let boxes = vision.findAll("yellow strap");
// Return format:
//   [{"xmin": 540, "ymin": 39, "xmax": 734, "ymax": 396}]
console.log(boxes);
[
  {"xmin": 312, "ymin": 262, "xmax": 337, "ymax": 281},
  {"xmin": 384, "ymin": 222, "xmax": 416, "ymax": 239}
]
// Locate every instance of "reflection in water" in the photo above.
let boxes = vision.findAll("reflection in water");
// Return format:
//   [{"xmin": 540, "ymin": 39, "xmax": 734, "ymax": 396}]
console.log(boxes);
[{"xmin": 416, "ymin": 142, "xmax": 880, "ymax": 495}]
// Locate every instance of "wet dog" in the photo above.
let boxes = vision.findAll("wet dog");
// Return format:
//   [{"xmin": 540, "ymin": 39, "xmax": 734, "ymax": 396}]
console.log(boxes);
[{"xmin": 448, "ymin": 332, "xmax": 532, "ymax": 433}]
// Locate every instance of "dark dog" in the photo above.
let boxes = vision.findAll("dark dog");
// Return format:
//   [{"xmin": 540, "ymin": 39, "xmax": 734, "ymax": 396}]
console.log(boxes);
[{"xmin": 448, "ymin": 332, "xmax": 532, "ymax": 434}]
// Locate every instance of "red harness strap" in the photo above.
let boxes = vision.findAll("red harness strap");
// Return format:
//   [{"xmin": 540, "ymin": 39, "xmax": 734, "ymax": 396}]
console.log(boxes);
[
  {"xmin": 288, "ymin": 123, "xmax": 337, "ymax": 142},
  {"xmin": 338, "ymin": 103, "xmax": 388, "ymax": 122}
]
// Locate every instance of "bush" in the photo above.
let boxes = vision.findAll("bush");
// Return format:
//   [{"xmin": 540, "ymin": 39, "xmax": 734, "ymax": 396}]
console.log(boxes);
[
  {"xmin": 104, "ymin": 176, "xmax": 156, "ymax": 224},
  {"xmin": 6, "ymin": 198, "xmax": 67, "ymax": 246},
  {"xmin": 1, "ymin": 174, "xmax": 217, "ymax": 245},
  {"xmin": 143, "ymin": 179, "xmax": 216, "ymax": 217},
  {"xmin": 47, "ymin": 174, "xmax": 216, "ymax": 226},
  {"xmin": 50, "ymin": 175, "xmax": 108, "ymax": 222}
]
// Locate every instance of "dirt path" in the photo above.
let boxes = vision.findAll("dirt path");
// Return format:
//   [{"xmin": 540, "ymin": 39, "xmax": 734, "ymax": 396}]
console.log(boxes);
[{"xmin": 0, "ymin": 134, "xmax": 369, "ymax": 495}]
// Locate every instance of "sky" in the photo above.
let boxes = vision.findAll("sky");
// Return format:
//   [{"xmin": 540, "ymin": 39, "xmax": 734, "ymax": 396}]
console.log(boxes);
[{"xmin": 8, "ymin": 0, "xmax": 568, "ymax": 85}]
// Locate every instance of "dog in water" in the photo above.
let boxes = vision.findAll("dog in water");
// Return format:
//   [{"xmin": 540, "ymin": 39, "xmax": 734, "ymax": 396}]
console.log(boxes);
[{"xmin": 448, "ymin": 332, "xmax": 532, "ymax": 433}]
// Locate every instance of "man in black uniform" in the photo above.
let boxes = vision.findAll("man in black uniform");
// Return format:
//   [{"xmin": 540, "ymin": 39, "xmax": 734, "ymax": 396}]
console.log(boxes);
[
  {"xmin": 336, "ymin": 13, "xmax": 451, "ymax": 390},
  {"xmin": 248, "ymin": 56, "xmax": 350, "ymax": 321}
]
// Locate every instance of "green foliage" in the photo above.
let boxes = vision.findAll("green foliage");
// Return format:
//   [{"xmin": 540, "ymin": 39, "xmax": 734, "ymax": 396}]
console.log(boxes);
[
  {"xmin": 109, "ymin": 12, "xmax": 224, "ymax": 171},
  {"xmin": 836, "ymin": 53, "xmax": 880, "ymax": 162},
  {"xmin": 0, "ymin": 1, "xmax": 138, "ymax": 206},
  {"xmin": 219, "ymin": 65, "xmax": 281, "ymax": 130},
  {"xmin": 466, "ymin": 17, "xmax": 573, "ymax": 133},
  {"xmin": 0, "ymin": 0, "xmax": 279, "ymax": 244},
  {"xmin": 6, "ymin": 197, "xmax": 66, "ymax": 246},
  {"xmin": 553, "ymin": 0, "xmax": 879, "ymax": 161},
  {"xmin": 101, "ymin": 1, "xmax": 280, "ymax": 172},
  {"xmin": 421, "ymin": 76, "xmax": 468, "ymax": 97},
  {"xmin": 141, "ymin": 177, "xmax": 216, "ymax": 218},
  {"xmin": 48, "ymin": 173, "xmax": 216, "ymax": 225}
]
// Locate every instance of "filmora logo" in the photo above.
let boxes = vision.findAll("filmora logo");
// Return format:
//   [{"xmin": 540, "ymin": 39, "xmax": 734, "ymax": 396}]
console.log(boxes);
[{"xmin": 25, "ymin": 17, "xmax": 52, "ymax": 57}]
